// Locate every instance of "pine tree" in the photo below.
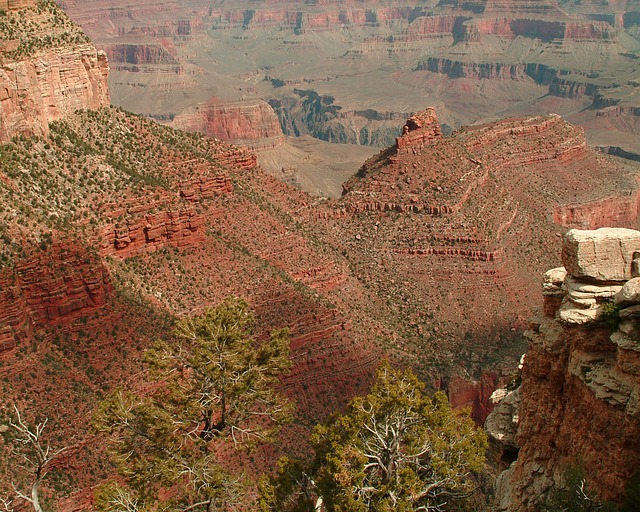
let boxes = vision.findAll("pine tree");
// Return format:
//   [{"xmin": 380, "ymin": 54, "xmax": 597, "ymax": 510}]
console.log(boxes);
[{"xmin": 261, "ymin": 362, "xmax": 487, "ymax": 512}]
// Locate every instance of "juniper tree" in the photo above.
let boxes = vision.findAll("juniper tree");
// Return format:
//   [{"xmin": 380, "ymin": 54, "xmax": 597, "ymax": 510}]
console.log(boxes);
[
  {"xmin": 93, "ymin": 297, "xmax": 293, "ymax": 511},
  {"xmin": 261, "ymin": 362, "xmax": 487, "ymax": 512}
]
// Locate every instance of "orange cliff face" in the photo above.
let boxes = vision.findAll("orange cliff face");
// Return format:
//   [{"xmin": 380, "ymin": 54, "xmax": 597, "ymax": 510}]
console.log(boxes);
[{"xmin": 0, "ymin": 3, "xmax": 110, "ymax": 142}]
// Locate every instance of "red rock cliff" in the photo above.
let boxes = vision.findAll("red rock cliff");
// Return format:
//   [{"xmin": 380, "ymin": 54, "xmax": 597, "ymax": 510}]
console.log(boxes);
[
  {"xmin": 171, "ymin": 98, "xmax": 285, "ymax": 150},
  {"xmin": 0, "ymin": 243, "xmax": 112, "ymax": 354},
  {"xmin": 494, "ymin": 228, "xmax": 640, "ymax": 510},
  {"xmin": 0, "ymin": 2, "xmax": 110, "ymax": 142}
]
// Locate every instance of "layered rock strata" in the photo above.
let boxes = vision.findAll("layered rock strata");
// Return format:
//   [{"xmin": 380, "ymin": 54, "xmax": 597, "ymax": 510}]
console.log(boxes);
[
  {"xmin": 0, "ymin": 244, "xmax": 112, "ymax": 353},
  {"xmin": 493, "ymin": 227, "xmax": 640, "ymax": 510},
  {"xmin": 395, "ymin": 107, "xmax": 443, "ymax": 153},
  {"xmin": 171, "ymin": 98, "xmax": 285, "ymax": 150},
  {"xmin": 0, "ymin": 2, "xmax": 110, "ymax": 142}
]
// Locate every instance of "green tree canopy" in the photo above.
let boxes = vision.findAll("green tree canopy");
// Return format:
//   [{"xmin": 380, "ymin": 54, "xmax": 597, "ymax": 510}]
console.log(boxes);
[
  {"xmin": 93, "ymin": 297, "xmax": 293, "ymax": 511},
  {"xmin": 261, "ymin": 362, "xmax": 487, "ymax": 512}
]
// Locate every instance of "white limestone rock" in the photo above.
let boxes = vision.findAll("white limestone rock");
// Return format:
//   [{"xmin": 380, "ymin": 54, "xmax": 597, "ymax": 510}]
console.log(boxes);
[
  {"xmin": 615, "ymin": 277, "xmax": 640, "ymax": 306},
  {"xmin": 542, "ymin": 267, "xmax": 566, "ymax": 296},
  {"xmin": 565, "ymin": 276, "xmax": 623, "ymax": 299},
  {"xmin": 562, "ymin": 228, "xmax": 640, "ymax": 282},
  {"xmin": 558, "ymin": 299, "xmax": 601, "ymax": 324}
]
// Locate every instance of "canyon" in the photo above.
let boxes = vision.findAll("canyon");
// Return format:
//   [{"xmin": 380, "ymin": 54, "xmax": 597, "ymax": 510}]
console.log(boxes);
[
  {"xmin": 1, "ymin": 1, "xmax": 640, "ymax": 509},
  {"xmin": 52, "ymin": 0, "xmax": 640, "ymax": 173}
]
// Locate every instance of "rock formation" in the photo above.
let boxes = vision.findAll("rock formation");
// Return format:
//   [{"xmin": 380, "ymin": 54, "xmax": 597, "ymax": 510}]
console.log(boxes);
[
  {"xmin": 491, "ymin": 227, "xmax": 640, "ymax": 510},
  {"xmin": 171, "ymin": 98, "xmax": 285, "ymax": 150},
  {"xmin": 0, "ymin": 1, "xmax": 110, "ymax": 142},
  {"xmin": 56, "ymin": 0, "xmax": 640, "ymax": 153},
  {"xmin": 1, "ymin": 22, "xmax": 640, "ymax": 501},
  {"xmin": 0, "ymin": 244, "xmax": 112, "ymax": 354},
  {"xmin": 395, "ymin": 107, "xmax": 443, "ymax": 153}
]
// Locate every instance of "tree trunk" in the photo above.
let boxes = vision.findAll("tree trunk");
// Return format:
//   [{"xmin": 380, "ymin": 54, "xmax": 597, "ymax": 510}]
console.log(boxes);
[{"xmin": 31, "ymin": 476, "xmax": 43, "ymax": 512}]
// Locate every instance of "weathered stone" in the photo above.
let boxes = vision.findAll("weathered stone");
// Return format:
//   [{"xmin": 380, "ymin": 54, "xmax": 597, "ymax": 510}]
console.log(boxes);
[
  {"xmin": 562, "ymin": 228, "xmax": 640, "ymax": 281},
  {"xmin": 615, "ymin": 277, "xmax": 640, "ymax": 306},
  {"xmin": 486, "ymin": 387, "xmax": 521, "ymax": 447},
  {"xmin": 620, "ymin": 304, "xmax": 640, "ymax": 319},
  {"xmin": 566, "ymin": 276, "xmax": 623, "ymax": 297},
  {"xmin": 542, "ymin": 266, "xmax": 566, "ymax": 296},
  {"xmin": 611, "ymin": 331, "xmax": 640, "ymax": 352},
  {"xmin": 395, "ymin": 108, "xmax": 442, "ymax": 153},
  {"xmin": 558, "ymin": 298, "xmax": 600, "ymax": 324}
]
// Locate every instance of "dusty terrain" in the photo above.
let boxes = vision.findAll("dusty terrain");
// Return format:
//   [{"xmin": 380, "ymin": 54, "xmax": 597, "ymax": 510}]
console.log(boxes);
[{"xmin": 3, "ymin": 2, "xmax": 640, "ymax": 508}]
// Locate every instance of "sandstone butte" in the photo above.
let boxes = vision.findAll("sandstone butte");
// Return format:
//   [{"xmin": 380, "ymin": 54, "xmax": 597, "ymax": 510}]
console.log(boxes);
[
  {"xmin": 487, "ymin": 227, "xmax": 640, "ymax": 510},
  {"xmin": 2, "ymin": 2, "xmax": 640, "ymax": 509}
]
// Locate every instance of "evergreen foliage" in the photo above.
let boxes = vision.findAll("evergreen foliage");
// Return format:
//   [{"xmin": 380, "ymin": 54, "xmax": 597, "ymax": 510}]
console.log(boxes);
[
  {"xmin": 92, "ymin": 297, "xmax": 292, "ymax": 511},
  {"xmin": 261, "ymin": 362, "xmax": 488, "ymax": 512}
]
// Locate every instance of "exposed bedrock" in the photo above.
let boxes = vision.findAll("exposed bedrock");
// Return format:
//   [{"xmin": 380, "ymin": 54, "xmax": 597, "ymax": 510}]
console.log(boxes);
[
  {"xmin": 269, "ymin": 90, "xmax": 406, "ymax": 147},
  {"xmin": 0, "ymin": 0, "xmax": 36, "ymax": 10},
  {"xmin": 171, "ymin": 98, "xmax": 285, "ymax": 150},
  {"xmin": 0, "ymin": 4, "xmax": 110, "ymax": 142},
  {"xmin": 102, "ymin": 43, "xmax": 178, "ymax": 66},
  {"xmin": 0, "ymin": 244, "xmax": 112, "ymax": 353},
  {"xmin": 0, "ymin": 42, "xmax": 110, "ymax": 142},
  {"xmin": 492, "ymin": 228, "xmax": 640, "ymax": 510}
]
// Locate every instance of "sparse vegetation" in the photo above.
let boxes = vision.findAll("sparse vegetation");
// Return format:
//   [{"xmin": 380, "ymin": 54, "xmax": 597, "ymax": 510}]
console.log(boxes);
[
  {"xmin": 0, "ymin": 1, "xmax": 90, "ymax": 60},
  {"xmin": 261, "ymin": 362, "xmax": 488, "ymax": 511}
]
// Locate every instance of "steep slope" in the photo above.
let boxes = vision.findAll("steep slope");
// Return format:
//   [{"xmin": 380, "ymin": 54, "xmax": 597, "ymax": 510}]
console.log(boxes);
[
  {"xmin": 331, "ymin": 108, "xmax": 640, "ymax": 419},
  {"xmin": 0, "ymin": 106, "xmax": 386, "ymax": 507},
  {"xmin": 2, "ymin": 104, "xmax": 640, "ymax": 505},
  {"xmin": 3, "ymin": 6, "xmax": 640, "ymax": 503}
]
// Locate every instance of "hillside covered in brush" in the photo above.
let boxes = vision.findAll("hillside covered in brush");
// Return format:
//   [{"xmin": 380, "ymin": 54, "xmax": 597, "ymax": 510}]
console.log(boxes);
[{"xmin": 2, "ymin": 1, "xmax": 640, "ymax": 508}]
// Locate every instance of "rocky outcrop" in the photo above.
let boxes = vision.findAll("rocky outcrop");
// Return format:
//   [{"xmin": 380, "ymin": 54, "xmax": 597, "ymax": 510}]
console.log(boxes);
[
  {"xmin": 495, "ymin": 228, "xmax": 640, "ymax": 510},
  {"xmin": 0, "ymin": 244, "xmax": 112, "ymax": 353},
  {"xmin": 0, "ymin": 3, "xmax": 110, "ymax": 142},
  {"xmin": 486, "ymin": 386, "xmax": 521, "ymax": 470},
  {"xmin": 554, "ymin": 189, "xmax": 640, "ymax": 229},
  {"xmin": 416, "ymin": 58, "xmax": 532, "ymax": 80},
  {"xmin": 103, "ymin": 43, "xmax": 179, "ymax": 68},
  {"xmin": 171, "ymin": 98, "xmax": 285, "ymax": 150},
  {"xmin": 448, "ymin": 371, "xmax": 501, "ymax": 424},
  {"xmin": 395, "ymin": 107, "xmax": 442, "ymax": 152},
  {"xmin": 98, "ymin": 206, "xmax": 207, "ymax": 259}
]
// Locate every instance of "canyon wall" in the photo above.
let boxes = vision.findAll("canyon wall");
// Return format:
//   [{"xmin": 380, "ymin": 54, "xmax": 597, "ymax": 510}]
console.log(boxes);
[
  {"xmin": 171, "ymin": 98, "xmax": 285, "ymax": 150},
  {"xmin": 0, "ymin": 244, "xmax": 112, "ymax": 354},
  {"xmin": 493, "ymin": 228, "xmax": 640, "ymax": 510},
  {"xmin": 0, "ymin": 43, "xmax": 110, "ymax": 142},
  {"xmin": 0, "ymin": 0, "xmax": 37, "ymax": 10},
  {"xmin": 0, "ymin": 5, "xmax": 110, "ymax": 142}
]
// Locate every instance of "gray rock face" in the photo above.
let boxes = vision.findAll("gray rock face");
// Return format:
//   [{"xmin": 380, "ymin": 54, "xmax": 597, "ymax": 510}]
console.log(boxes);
[
  {"xmin": 486, "ymin": 388, "xmax": 521, "ymax": 448},
  {"xmin": 615, "ymin": 277, "xmax": 640, "ymax": 307},
  {"xmin": 562, "ymin": 228, "xmax": 640, "ymax": 282}
]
